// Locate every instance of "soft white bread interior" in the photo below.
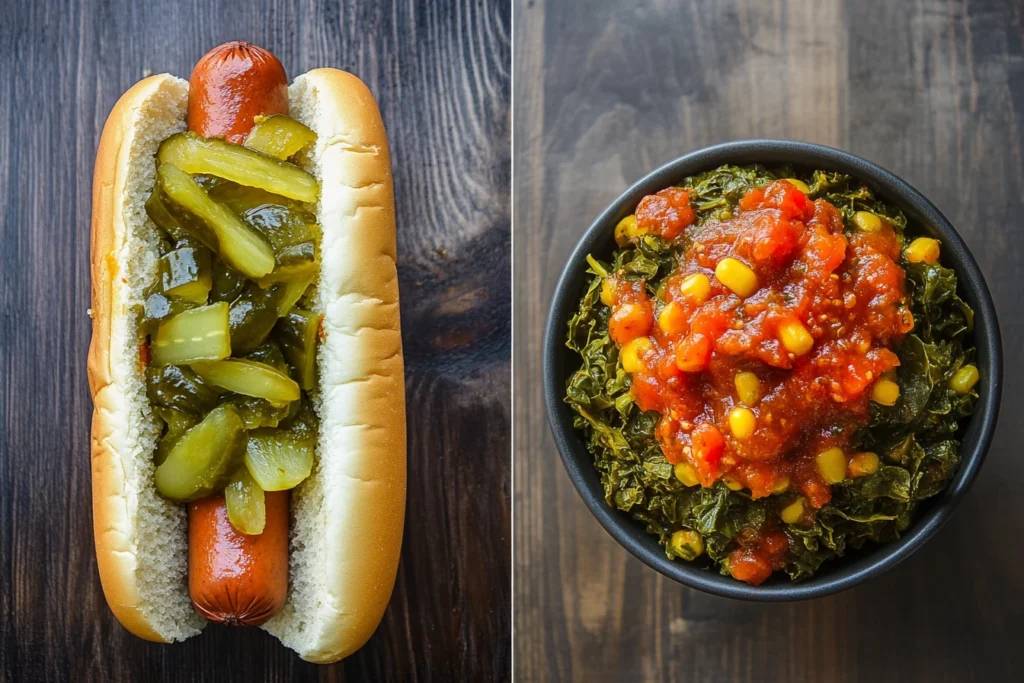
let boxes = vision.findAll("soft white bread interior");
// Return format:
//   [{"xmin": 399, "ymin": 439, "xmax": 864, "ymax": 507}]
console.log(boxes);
[{"xmin": 89, "ymin": 69, "xmax": 406, "ymax": 661}]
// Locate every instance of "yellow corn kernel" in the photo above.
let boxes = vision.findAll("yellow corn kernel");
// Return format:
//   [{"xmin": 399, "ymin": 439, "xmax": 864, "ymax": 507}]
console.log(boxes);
[
  {"xmin": 780, "ymin": 497, "xmax": 806, "ymax": 524},
  {"xmin": 722, "ymin": 475, "xmax": 744, "ymax": 491},
  {"xmin": 779, "ymin": 320, "xmax": 814, "ymax": 356},
  {"xmin": 674, "ymin": 462, "xmax": 700, "ymax": 487},
  {"xmin": 816, "ymin": 447, "xmax": 848, "ymax": 484},
  {"xmin": 715, "ymin": 258, "xmax": 759, "ymax": 298},
  {"xmin": 783, "ymin": 178, "xmax": 810, "ymax": 194},
  {"xmin": 669, "ymin": 529, "xmax": 705, "ymax": 560},
  {"xmin": 871, "ymin": 379, "xmax": 900, "ymax": 406},
  {"xmin": 658, "ymin": 301, "xmax": 688, "ymax": 335},
  {"xmin": 771, "ymin": 476, "xmax": 791, "ymax": 494},
  {"xmin": 848, "ymin": 452, "xmax": 880, "ymax": 478},
  {"xmin": 728, "ymin": 407, "xmax": 756, "ymax": 440},
  {"xmin": 600, "ymin": 278, "xmax": 616, "ymax": 307},
  {"xmin": 679, "ymin": 273, "xmax": 712, "ymax": 305},
  {"xmin": 905, "ymin": 237, "xmax": 940, "ymax": 264},
  {"xmin": 620, "ymin": 337, "xmax": 652, "ymax": 374},
  {"xmin": 614, "ymin": 214, "xmax": 640, "ymax": 246},
  {"xmin": 734, "ymin": 371, "xmax": 761, "ymax": 405},
  {"xmin": 948, "ymin": 365, "xmax": 980, "ymax": 394},
  {"xmin": 852, "ymin": 211, "xmax": 883, "ymax": 232}
]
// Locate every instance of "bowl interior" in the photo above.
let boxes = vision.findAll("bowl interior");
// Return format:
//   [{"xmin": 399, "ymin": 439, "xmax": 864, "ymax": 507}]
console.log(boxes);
[{"xmin": 543, "ymin": 140, "xmax": 1002, "ymax": 601}]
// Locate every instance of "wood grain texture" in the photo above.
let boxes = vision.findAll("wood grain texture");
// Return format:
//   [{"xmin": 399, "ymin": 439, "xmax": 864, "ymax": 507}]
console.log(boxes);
[
  {"xmin": 514, "ymin": 0, "xmax": 1022, "ymax": 681},
  {"xmin": 0, "ymin": 0, "xmax": 510, "ymax": 681}
]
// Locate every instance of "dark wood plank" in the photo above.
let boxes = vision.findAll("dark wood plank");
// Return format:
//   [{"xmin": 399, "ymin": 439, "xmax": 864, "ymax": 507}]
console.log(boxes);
[
  {"xmin": 514, "ymin": 0, "xmax": 1023, "ymax": 681},
  {"xmin": 0, "ymin": 1, "xmax": 511, "ymax": 681}
]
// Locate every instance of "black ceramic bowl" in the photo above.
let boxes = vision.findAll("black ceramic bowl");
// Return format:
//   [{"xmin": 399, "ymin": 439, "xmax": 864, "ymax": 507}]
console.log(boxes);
[{"xmin": 543, "ymin": 139, "xmax": 1002, "ymax": 601}]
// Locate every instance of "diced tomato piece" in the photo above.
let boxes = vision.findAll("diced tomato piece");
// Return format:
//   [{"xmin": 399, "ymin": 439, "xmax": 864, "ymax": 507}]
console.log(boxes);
[
  {"xmin": 802, "ymin": 226, "xmax": 847, "ymax": 283},
  {"xmin": 728, "ymin": 550, "xmax": 773, "ymax": 586},
  {"xmin": 655, "ymin": 351, "xmax": 683, "ymax": 382},
  {"xmin": 800, "ymin": 475, "xmax": 833, "ymax": 509},
  {"xmin": 760, "ymin": 528, "xmax": 790, "ymax": 559},
  {"xmin": 610, "ymin": 301, "xmax": 654, "ymax": 344},
  {"xmin": 738, "ymin": 187, "xmax": 765, "ymax": 211},
  {"xmin": 636, "ymin": 187, "xmax": 696, "ymax": 240},
  {"xmin": 689, "ymin": 306, "xmax": 731, "ymax": 340},
  {"xmin": 739, "ymin": 463, "xmax": 775, "ymax": 499},
  {"xmin": 763, "ymin": 180, "xmax": 814, "ymax": 221},
  {"xmin": 630, "ymin": 373, "xmax": 664, "ymax": 412},
  {"xmin": 691, "ymin": 422, "xmax": 724, "ymax": 474},
  {"xmin": 675, "ymin": 333, "xmax": 712, "ymax": 372},
  {"xmin": 732, "ymin": 209, "xmax": 800, "ymax": 267}
]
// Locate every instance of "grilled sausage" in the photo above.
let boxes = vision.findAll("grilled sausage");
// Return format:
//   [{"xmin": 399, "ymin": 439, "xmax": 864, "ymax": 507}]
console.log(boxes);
[
  {"xmin": 187, "ymin": 41, "xmax": 289, "ymax": 143},
  {"xmin": 185, "ymin": 41, "xmax": 290, "ymax": 625},
  {"xmin": 188, "ymin": 492, "xmax": 289, "ymax": 625}
]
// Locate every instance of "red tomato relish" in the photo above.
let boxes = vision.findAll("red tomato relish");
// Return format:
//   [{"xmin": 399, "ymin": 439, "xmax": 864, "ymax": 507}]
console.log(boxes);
[{"xmin": 604, "ymin": 180, "xmax": 914, "ymax": 585}]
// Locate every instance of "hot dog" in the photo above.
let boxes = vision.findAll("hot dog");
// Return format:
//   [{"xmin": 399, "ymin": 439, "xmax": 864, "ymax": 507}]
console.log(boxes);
[
  {"xmin": 185, "ymin": 41, "xmax": 290, "ymax": 628},
  {"xmin": 89, "ymin": 42, "xmax": 406, "ymax": 662}
]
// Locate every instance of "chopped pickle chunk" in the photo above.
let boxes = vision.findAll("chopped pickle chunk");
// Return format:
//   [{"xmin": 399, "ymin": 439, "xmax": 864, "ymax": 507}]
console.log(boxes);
[
  {"xmin": 275, "ymin": 309, "xmax": 321, "ymax": 390},
  {"xmin": 146, "ymin": 364, "xmax": 220, "ymax": 414},
  {"xmin": 276, "ymin": 274, "xmax": 315, "ymax": 316},
  {"xmin": 154, "ymin": 404, "xmax": 247, "ymax": 502},
  {"xmin": 208, "ymin": 182, "xmax": 317, "ymax": 228},
  {"xmin": 223, "ymin": 395, "xmax": 293, "ymax": 430},
  {"xmin": 243, "ymin": 114, "xmax": 317, "ymax": 160},
  {"xmin": 245, "ymin": 339, "xmax": 289, "ymax": 372},
  {"xmin": 154, "ymin": 408, "xmax": 198, "ymax": 466},
  {"xmin": 145, "ymin": 188, "xmax": 190, "ymax": 243},
  {"xmin": 245, "ymin": 428, "xmax": 315, "ymax": 491},
  {"xmin": 159, "ymin": 246, "xmax": 212, "ymax": 303},
  {"xmin": 151, "ymin": 302, "xmax": 231, "ymax": 366},
  {"xmin": 157, "ymin": 163, "xmax": 276, "ymax": 279},
  {"xmin": 229, "ymin": 283, "xmax": 287, "ymax": 355},
  {"xmin": 191, "ymin": 359, "xmax": 301, "ymax": 403},
  {"xmin": 141, "ymin": 292, "xmax": 197, "ymax": 336},
  {"xmin": 158, "ymin": 132, "xmax": 319, "ymax": 203},
  {"xmin": 209, "ymin": 260, "xmax": 246, "ymax": 303},
  {"xmin": 225, "ymin": 467, "xmax": 266, "ymax": 535},
  {"xmin": 145, "ymin": 127, "xmax": 324, "ymax": 507},
  {"xmin": 258, "ymin": 241, "xmax": 319, "ymax": 286},
  {"xmin": 286, "ymin": 399, "xmax": 319, "ymax": 440}
]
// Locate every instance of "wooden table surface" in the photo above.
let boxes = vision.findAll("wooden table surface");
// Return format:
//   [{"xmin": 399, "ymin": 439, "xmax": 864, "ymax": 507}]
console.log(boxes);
[
  {"xmin": 0, "ymin": 1, "xmax": 510, "ymax": 681},
  {"xmin": 514, "ymin": 1, "xmax": 1022, "ymax": 681}
]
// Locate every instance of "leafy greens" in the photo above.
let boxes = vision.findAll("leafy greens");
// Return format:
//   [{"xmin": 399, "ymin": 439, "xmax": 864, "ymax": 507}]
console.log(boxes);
[{"xmin": 564, "ymin": 165, "xmax": 978, "ymax": 580}]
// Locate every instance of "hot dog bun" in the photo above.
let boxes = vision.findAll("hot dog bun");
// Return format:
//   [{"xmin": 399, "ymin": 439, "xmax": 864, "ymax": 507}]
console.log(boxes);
[{"xmin": 89, "ymin": 70, "xmax": 406, "ymax": 662}]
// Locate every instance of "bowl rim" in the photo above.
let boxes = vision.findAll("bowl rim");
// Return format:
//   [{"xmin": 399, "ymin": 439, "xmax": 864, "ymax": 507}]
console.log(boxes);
[{"xmin": 542, "ymin": 138, "xmax": 1003, "ymax": 601}]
